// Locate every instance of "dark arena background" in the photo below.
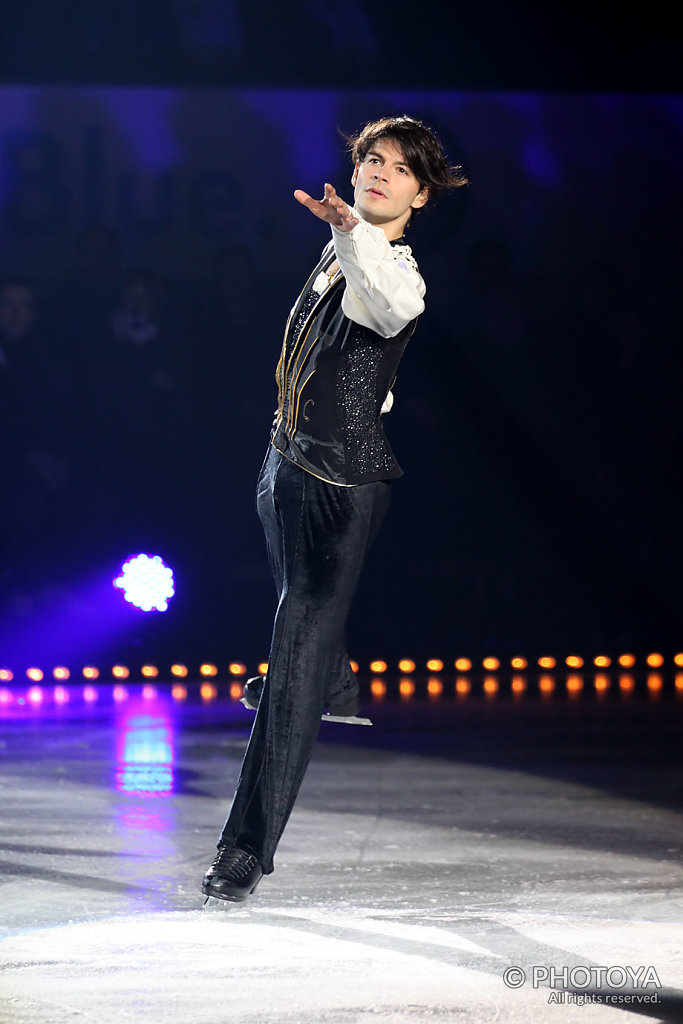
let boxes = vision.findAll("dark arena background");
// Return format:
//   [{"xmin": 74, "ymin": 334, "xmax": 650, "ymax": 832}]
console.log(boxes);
[{"xmin": 1, "ymin": 5, "xmax": 682, "ymax": 1024}]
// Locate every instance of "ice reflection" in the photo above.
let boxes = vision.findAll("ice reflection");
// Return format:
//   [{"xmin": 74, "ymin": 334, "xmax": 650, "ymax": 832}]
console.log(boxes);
[
  {"xmin": 113, "ymin": 703, "xmax": 177, "ymax": 906},
  {"xmin": 115, "ymin": 703, "xmax": 175, "ymax": 797}
]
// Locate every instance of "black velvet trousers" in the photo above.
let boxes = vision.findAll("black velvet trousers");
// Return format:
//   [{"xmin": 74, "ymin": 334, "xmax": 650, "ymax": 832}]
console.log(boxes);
[{"xmin": 219, "ymin": 445, "xmax": 390, "ymax": 873}]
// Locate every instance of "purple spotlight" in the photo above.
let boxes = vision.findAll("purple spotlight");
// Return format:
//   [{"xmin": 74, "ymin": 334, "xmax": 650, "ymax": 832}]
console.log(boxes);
[{"xmin": 114, "ymin": 554, "xmax": 175, "ymax": 612}]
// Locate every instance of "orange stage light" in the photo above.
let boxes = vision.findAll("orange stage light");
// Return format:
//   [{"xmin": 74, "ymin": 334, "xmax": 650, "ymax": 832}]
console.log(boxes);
[
  {"xmin": 370, "ymin": 678, "xmax": 386, "ymax": 698},
  {"xmin": 427, "ymin": 677, "xmax": 443, "ymax": 696},
  {"xmin": 511, "ymin": 675, "xmax": 526, "ymax": 694}
]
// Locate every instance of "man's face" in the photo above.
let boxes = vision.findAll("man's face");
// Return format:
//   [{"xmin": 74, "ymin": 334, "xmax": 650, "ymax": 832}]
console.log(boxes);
[{"xmin": 351, "ymin": 138, "xmax": 428, "ymax": 238}]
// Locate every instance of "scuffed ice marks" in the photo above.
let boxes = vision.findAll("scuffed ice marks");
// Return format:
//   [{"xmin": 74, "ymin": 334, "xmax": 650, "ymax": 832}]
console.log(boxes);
[
  {"xmin": 0, "ymin": 1000, "xmax": 86, "ymax": 1024},
  {"xmin": 229, "ymin": 1009, "xmax": 470, "ymax": 1023}
]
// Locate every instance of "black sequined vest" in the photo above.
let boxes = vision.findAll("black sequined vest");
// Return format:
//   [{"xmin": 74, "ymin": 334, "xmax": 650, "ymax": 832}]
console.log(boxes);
[{"xmin": 270, "ymin": 240, "xmax": 418, "ymax": 486}]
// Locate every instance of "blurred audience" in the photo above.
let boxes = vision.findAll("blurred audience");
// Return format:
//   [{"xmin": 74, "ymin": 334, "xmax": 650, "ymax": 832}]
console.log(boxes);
[{"xmin": 0, "ymin": 278, "xmax": 73, "ymax": 598}]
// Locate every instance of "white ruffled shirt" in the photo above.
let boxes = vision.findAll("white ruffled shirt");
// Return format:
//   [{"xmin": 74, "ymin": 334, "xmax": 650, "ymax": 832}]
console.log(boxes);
[
  {"xmin": 331, "ymin": 209, "xmax": 426, "ymax": 340},
  {"xmin": 318, "ymin": 210, "xmax": 426, "ymax": 415}
]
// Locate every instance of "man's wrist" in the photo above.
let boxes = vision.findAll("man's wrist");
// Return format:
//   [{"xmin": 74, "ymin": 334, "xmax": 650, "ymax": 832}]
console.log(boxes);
[{"xmin": 331, "ymin": 206, "xmax": 363, "ymax": 239}]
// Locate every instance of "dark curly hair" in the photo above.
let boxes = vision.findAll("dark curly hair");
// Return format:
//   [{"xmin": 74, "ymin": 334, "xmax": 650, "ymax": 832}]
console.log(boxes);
[{"xmin": 344, "ymin": 115, "xmax": 467, "ymax": 206}]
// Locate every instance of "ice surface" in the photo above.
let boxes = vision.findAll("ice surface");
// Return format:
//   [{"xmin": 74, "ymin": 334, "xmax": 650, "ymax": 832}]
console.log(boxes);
[{"xmin": 1, "ymin": 695, "xmax": 682, "ymax": 1023}]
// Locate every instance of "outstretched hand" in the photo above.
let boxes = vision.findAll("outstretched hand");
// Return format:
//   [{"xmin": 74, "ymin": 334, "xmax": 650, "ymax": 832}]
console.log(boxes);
[{"xmin": 293, "ymin": 183, "xmax": 358, "ymax": 232}]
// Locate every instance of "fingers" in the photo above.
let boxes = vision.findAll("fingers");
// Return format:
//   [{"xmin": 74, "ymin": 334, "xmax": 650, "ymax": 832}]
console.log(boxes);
[
  {"xmin": 294, "ymin": 183, "xmax": 358, "ymax": 229},
  {"xmin": 325, "ymin": 185, "xmax": 357, "ymax": 227},
  {"xmin": 327, "ymin": 188, "xmax": 358, "ymax": 230},
  {"xmin": 296, "ymin": 184, "xmax": 338, "ymax": 205},
  {"xmin": 324, "ymin": 183, "xmax": 345, "ymax": 213}
]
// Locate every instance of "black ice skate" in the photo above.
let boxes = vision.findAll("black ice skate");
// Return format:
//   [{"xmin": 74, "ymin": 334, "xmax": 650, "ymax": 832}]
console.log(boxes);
[
  {"xmin": 240, "ymin": 675, "xmax": 372, "ymax": 725},
  {"xmin": 202, "ymin": 844, "xmax": 263, "ymax": 904}
]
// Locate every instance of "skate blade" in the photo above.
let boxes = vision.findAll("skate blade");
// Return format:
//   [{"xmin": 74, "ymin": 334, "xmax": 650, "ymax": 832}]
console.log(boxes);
[
  {"xmin": 321, "ymin": 714, "xmax": 373, "ymax": 726},
  {"xmin": 242, "ymin": 696, "xmax": 371, "ymax": 725},
  {"xmin": 203, "ymin": 895, "xmax": 227, "ymax": 909},
  {"xmin": 202, "ymin": 894, "xmax": 242, "ymax": 910}
]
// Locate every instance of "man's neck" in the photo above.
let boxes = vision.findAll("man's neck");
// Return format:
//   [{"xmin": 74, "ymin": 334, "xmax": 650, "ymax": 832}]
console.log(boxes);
[
  {"xmin": 383, "ymin": 220, "xmax": 410, "ymax": 242},
  {"xmin": 363, "ymin": 211, "xmax": 411, "ymax": 242}
]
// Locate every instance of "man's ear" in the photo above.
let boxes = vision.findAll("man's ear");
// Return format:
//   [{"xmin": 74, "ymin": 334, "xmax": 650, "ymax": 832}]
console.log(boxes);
[
  {"xmin": 411, "ymin": 185, "xmax": 430, "ymax": 211},
  {"xmin": 351, "ymin": 162, "xmax": 360, "ymax": 187}
]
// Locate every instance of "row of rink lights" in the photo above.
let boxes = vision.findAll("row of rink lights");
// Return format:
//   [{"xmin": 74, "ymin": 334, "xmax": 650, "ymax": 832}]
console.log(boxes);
[
  {"xmin": 0, "ymin": 661, "xmax": 264, "ymax": 708},
  {"xmin": 1, "ymin": 652, "xmax": 683, "ymax": 681},
  {"xmin": 1, "ymin": 653, "xmax": 683, "ymax": 708}
]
